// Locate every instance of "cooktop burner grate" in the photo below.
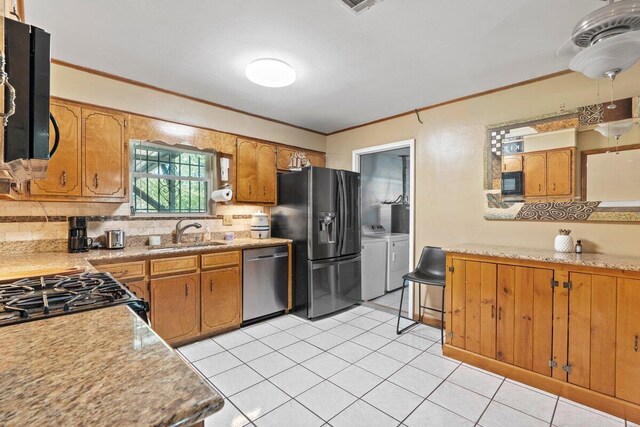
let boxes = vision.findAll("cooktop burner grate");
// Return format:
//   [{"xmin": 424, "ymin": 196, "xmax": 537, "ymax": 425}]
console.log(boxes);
[{"xmin": 0, "ymin": 272, "xmax": 147, "ymax": 326}]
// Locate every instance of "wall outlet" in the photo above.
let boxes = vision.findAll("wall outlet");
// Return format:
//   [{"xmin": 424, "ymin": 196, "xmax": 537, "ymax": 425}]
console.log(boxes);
[{"xmin": 223, "ymin": 215, "xmax": 233, "ymax": 226}]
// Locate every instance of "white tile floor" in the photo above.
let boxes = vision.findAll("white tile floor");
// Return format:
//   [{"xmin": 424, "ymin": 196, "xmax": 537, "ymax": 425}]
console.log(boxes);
[
  {"xmin": 178, "ymin": 305, "xmax": 635, "ymax": 427},
  {"xmin": 368, "ymin": 288, "xmax": 408, "ymax": 313}
]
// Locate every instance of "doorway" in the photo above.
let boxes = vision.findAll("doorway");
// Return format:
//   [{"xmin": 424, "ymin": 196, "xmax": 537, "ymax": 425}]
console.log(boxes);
[{"xmin": 352, "ymin": 139, "xmax": 415, "ymax": 318}]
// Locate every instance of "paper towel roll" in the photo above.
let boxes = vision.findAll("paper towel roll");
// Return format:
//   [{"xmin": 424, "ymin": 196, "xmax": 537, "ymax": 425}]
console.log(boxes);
[{"xmin": 211, "ymin": 189, "xmax": 233, "ymax": 202}]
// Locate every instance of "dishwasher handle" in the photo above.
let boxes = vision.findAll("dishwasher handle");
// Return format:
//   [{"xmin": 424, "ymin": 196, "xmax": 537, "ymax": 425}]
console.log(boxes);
[{"xmin": 246, "ymin": 252, "xmax": 289, "ymax": 262}]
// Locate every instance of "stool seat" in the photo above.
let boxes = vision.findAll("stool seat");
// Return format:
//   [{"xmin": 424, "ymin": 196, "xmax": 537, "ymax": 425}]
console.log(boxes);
[{"xmin": 402, "ymin": 271, "xmax": 445, "ymax": 287}]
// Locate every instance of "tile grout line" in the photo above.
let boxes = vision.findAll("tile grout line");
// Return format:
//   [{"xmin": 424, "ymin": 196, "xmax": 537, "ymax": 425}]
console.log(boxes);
[
  {"xmin": 473, "ymin": 376, "xmax": 506, "ymax": 426},
  {"xmin": 549, "ymin": 396, "xmax": 560, "ymax": 427}
]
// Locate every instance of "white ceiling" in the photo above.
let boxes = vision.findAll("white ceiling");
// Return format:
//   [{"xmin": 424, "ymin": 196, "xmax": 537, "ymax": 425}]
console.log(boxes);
[{"xmin": 26, "ymin": 0, "xmax": 598, "ymax": 134}]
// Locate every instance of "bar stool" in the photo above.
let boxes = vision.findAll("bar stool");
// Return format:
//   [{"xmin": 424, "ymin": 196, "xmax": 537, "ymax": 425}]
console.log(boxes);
[{"xmin": 396, "ymin": 246, "xmax": 447, "ymax": 345}]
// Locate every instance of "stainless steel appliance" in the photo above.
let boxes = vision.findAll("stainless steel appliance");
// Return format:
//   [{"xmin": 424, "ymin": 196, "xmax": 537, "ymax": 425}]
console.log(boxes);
[
  {"xmin": 0, "ymin": 272, "xmax": 148, "ymax": 327},
  {"xmin": 2, "ymin": 19, "xmax": 58, "ymax": 183},
  {"xmin": 243, "ymin": 246, "xmax": 289, "ymax": 322},
  {"xmin": 272, "ymin": 166, "xmax": 361, "ymax": 319},
  {"xmin": 67, "ymin": 216, "xmax": 93, "ymax": 253},
  {"xmin": 105, "ymin": 230, "xmax": 125, "ymax": 249},
  {"xmin": 501, "ymin": 171, "xmax": 524, "ymax": 196}
]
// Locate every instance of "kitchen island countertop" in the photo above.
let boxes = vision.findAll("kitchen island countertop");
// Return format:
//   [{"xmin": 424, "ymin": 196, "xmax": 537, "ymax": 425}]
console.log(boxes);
[
  {"xmin": 0, "ymin": 305, "xmax": 223, "ymax": 426},
  {"xmin": 443, "ymin": 243, "xmax": 640, "ymax": 271}
]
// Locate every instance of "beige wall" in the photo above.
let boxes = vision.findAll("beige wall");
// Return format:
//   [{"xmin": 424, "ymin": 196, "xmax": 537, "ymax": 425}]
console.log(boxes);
[
  {"xmin": 326, "ymin": 63, "xmax": 640, "ymax": 258},
  {"xmin": 51, "ymin": 63, "xmax": 326, "ymax": 151}
]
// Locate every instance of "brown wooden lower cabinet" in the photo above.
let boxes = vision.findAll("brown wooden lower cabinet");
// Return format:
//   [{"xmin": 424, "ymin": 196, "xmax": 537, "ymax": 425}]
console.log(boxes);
[
  {"xmin": 201, "ymin": 266, "xmax": 242, "ymax": 334},
  {"xmin": 445, "ymin": 252, "xmax": 640, "ymax": 423},
  {"xmin": 124, "ymin": 279, "xmax": 150, "ymax": 305},
  {"xmin": 150, "ymin": 273, "xmax": 200, "ymax": 343},
  {"xmin": 616, "ymin": 278, "xmax": 640, "ymax": 405}
]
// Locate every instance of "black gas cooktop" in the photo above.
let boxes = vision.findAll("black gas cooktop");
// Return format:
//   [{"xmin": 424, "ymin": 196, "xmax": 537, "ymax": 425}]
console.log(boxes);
[{"xmin": 0, "ymin": 272, "xmax": 147, "ymax": 326}]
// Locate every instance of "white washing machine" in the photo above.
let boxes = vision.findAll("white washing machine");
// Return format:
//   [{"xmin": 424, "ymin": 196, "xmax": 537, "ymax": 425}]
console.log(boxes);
[
  {"xmin": 361, "ymin": 224, "xmax": 410, "ymax": 292},
  {"xmin": 361, "ymin": 236, "xmax": 387, "ymax": 300}
]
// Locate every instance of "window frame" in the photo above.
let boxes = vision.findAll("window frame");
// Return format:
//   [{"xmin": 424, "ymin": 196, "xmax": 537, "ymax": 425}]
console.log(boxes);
[{"xmin": 129, "ymin": 139, "xmax": 215, "ymax": 216}]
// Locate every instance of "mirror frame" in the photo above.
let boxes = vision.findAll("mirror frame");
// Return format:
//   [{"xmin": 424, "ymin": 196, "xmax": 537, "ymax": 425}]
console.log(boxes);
[{"xmin": 483, "ymin": 96, "xmax": 640, "ymax": 222}]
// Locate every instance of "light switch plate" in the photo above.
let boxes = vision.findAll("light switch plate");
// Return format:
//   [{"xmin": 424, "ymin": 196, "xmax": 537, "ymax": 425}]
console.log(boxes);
[{"xmin": 223, "ymin": 215, "xmax": 233, "ymax": 226}]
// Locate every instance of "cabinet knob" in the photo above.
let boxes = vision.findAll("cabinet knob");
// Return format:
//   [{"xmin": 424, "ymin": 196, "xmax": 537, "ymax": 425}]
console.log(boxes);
[
  {"xmin": 498, "ymin": 307, "xmax": 502, "ymax": 320},
  {"xmin": 635, "ymin": 334, "xmax": 638, "ymax": 352},
  {"xmin": 538, "ymin": 184, "xmax": 541, "ymax": 192},
  {"xmin": 94, "ymin": 173, "xmax": 99, "ymax": 188},
  {"xmin": 210, "ymin": 279, "xmax": 214, "ymax": 292},
  {"xmin": 491, "ymin": 305, "xmax": 495, "ymax": 319},
  {"xmin": 263, "ymin": 186, "xmax": 266, "ymax": 196},
  {"xmin": 61, "ymin": 171, "xmax": 67, "ymax": 186},
  {"xmin": 249, "ymin": 184, "xmax": 252, "ymax": 195},
  {"xmin": 185, "ymin": 283, "xmax": 189, "ymax": 296},
  {"xmin": 552, "ymin": 183, "xmax": 556, "ymax": 191}
]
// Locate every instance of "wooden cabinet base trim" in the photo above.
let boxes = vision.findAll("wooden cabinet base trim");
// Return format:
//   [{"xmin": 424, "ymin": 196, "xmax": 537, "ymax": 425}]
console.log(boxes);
[
  {"xmin": 167, "ymin": 324, "xmax": 242, "ymax": 347},
  {"xmin": 443, "ymin": 344, "xmax": 640, "ymax": 423}
]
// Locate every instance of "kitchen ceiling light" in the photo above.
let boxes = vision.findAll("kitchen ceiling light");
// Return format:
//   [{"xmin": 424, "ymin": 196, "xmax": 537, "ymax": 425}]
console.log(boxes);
[
  {"xmin": 594, "ymin": 119, "xmax": 635, "ymax": 138},
  {"xmin": 557, "ymin": 0, "xmax": 640, "ymax": 79},
  {"xmin": 245, "ymin": 59, "xmax": 296, "ymax": 88}
]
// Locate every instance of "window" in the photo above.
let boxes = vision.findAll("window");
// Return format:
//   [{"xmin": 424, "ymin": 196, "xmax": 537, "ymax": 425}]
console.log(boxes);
[{"xmin": 130, "ymin": 141, "xmax": 213, "ymax": 215}]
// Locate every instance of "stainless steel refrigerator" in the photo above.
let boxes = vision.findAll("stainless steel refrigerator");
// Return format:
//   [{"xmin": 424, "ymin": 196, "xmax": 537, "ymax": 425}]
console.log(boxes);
[{"xmin": 272, "ymin": 167, "xmax": 361, "ymax": 319}]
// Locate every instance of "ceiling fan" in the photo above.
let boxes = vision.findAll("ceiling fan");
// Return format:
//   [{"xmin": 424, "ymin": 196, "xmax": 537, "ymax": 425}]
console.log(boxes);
[{"xmin": 557, "ymin": 0, "xmax": 640, "ymax": 80}]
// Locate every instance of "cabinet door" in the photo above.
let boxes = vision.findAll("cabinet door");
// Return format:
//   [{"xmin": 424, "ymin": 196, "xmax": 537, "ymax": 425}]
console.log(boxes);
[
  {"xmin": 201, "ymin": 267, "xmax": 242, "ymax": 334},
  {"xmin": 150, "ymin": 273, "xmax": 200, "ymax": 342},
  {"xmin": 30, "ymin": 102, "xmax": 82, "ymax": 196},
  {"xmin": 497, "ymin": 265, "xmax": 553, "ymax": 373},
  {"xmin": 502, "ymin": 155, "xmax": 523, "ymax": 172},
  {"xmin": 257, "ymin": 142, "xmax": 277, "ymax": 203},
  {"xmin": 464, "ymin": 261, "xmax": 497, "ymax": 358},
  {"xmin": 496, "ymin": 265, "xmax": 515, "ymax": 364},
  {"xmin": 236, "ymin": 139, "xmax": 258, "ymax": 202},
  {"xmin": 616, "ymin": 278, "xmax": 640, "ymax": 405},
  {"xmin": 567, "ymin": 273, "xmax": 616, "ymax": 394},
  {"xmin": 447, "ymin": 258, "xmax": 467, "ymax": 348},
  {"xmin": 523, "ymin": 153, "xmax": 547, "ymax": 197},
  {"xmin": 124, "ymin": 279, "xmax": 150, "ymax": 304},
  {"xmin": 276, "ymin": 147, "xmax": 296, "ymax": 171},
  {"xmin": 307, "ymin": 152, "xmax": 326, "ymax": 167},
  {"xmin": 82, "ymin": 108, "xmax": 126, "ymax": 198},
  {"xmin": 547, "ymin": 149, "xmax": 573, "ymax": 196}
]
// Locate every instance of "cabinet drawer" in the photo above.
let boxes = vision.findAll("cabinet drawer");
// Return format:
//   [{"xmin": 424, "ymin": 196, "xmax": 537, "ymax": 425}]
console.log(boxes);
[
  {"xmin": 95, "ymin": 260, "xmax": 146, "ymax": 280},
  {"xmin": 201, "ymin": 251, "xmax": 240, "ymax": 270},
  {"xmin": 150, "ymin": 255, "xmax": 199, "ymax": 276}
]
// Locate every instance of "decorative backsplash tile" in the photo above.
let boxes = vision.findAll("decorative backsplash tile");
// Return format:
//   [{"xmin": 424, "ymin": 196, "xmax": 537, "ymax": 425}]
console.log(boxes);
[{"xmin": 0, "ymin": 201, "xmax": 268, "ymax": 253}]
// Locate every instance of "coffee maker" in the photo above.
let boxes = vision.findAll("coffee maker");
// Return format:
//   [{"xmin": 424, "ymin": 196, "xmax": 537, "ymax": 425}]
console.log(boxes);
[{"xmin": 68, "ymin": 216, "xmax": 93, "ymax": 253}]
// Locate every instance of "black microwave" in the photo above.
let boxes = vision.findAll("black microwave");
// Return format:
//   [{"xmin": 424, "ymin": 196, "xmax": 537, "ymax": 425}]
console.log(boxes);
[{"xmin": 501, "ymin": 171, "xmax": 523, "ymax": 196}]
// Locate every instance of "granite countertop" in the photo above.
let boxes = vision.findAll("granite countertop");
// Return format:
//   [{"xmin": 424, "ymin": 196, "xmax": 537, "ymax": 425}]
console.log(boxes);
[
  {"xmin": 443, "ymin": 244, "xmax": 640, "ymax": 272},
  {"xmin": 0, "ymin": 305, "xmax": 223, "ymax": 426},
  {"xmin": 0, "ymin": 237, "xmax": 291, "ymax": 280}
]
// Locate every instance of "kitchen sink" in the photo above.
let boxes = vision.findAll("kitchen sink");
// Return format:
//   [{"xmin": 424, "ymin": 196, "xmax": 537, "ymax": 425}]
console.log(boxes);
[{"xmin": 148, "ymin": 241, "xmax": 228, "ymax": 251}]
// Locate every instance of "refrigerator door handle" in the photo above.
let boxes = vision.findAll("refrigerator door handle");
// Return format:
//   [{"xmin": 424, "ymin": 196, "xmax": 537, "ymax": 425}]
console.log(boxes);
[
  {"xmin": 336, "ymin": 171, "xmax": 344, "ymax": 255},
  {"xmin": 340, "ymin": 171, "xmax": 348, "ymax": 255}
]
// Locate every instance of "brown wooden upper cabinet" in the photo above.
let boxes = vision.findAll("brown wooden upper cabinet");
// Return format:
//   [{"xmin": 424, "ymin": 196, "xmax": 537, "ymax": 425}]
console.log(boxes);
[
  {"xmin": 502, "ymin": 155, "xmax": 523, "ymax": 172},
  {"xmin": 82, "ymin": 108, "xmax": 127, "ymax": 198},
  {"xmin": 236, "ymin": 138, "xmax": 277, "ymax": 204},
  {"xmin": 523, "ymin": 152, "xmax": 547, "ymax": 197},
  {"xmin": 523, "ymin": 147, "xmax": 574, "ymax": 198},
  {"xmin": 30, "ymin": 101, "xmax": 82, "ymax": 197}
]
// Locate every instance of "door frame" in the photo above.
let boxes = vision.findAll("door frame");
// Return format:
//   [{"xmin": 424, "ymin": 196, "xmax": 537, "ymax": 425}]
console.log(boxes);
[{"xmin": 352, "ymin": 139, "xmax": 416, "ymax": 317}]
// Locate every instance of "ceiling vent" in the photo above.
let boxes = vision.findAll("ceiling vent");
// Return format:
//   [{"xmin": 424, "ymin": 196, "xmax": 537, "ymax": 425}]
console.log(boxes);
[{"xmin": 338, "ymin": 0, "xmax": 381, "ymax": 14}]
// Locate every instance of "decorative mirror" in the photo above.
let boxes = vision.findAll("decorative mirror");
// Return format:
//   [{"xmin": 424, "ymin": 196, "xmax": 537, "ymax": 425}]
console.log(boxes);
[{"xmin": 484, "ymin": 96, "xmax": 639, "ymax": 222}]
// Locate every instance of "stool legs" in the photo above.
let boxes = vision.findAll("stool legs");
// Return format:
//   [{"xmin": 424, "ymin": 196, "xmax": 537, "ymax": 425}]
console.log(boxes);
[{"xmin": 396, "ymin": 279, "xmax": 419, "ymax": 335}]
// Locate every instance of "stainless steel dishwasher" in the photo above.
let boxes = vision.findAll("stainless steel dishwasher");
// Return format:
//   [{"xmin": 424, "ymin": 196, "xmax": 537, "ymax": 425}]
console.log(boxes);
[{"xmin": 243, "ymin": 245, "xmax": 289, "ymax": 322}]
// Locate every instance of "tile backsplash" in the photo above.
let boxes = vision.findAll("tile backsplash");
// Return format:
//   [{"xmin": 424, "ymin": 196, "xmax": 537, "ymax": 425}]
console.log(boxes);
[{"xmin": 0, "ymin": 201, "xmax": 269, "ymax": 253}]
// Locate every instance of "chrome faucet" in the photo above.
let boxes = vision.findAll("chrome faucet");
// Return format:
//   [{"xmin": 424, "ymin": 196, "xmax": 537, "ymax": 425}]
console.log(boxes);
[{"xmin": 175, "ymin": 220, "xmax": 202, "ymax": 243}]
